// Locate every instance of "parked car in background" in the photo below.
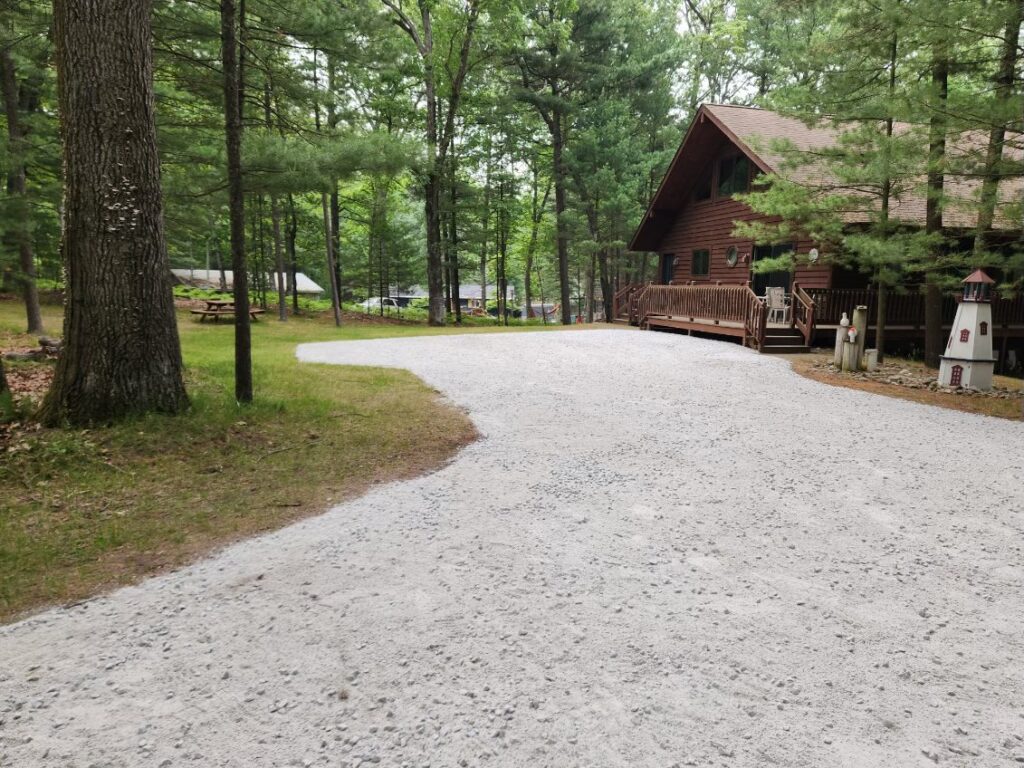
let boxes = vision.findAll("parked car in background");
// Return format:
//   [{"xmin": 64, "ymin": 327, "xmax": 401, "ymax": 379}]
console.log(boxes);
[{"xmin": 356, "ymin": 297, "xmax": 401, "ymax": 311}]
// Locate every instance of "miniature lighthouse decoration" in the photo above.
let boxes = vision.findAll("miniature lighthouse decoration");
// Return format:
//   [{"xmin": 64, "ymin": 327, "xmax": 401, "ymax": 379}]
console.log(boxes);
[{"xmin": 938, "ymin": 269, "xmax": 997, "ymax": 390}]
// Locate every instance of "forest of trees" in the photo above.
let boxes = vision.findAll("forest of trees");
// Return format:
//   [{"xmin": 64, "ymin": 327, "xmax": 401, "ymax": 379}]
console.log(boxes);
[
  {"xmin": 0, "ymin": 0, "xmax": 686, "ymax": 335},
  {"xmin": 2, "ymin": 0, "xmax": 1024, "ymax": 417}
]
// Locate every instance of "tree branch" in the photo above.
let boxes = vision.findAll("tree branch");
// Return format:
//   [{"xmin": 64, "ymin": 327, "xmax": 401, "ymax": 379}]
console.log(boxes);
[{"xmin": 381, "ymin": 0, "xmax": 425, "ymax": 55}]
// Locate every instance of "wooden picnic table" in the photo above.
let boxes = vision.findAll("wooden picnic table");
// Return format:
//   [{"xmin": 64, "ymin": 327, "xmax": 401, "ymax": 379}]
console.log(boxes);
[{"xmin": 190, "ymin": 299, "xmax": 265, "ymax": 322}]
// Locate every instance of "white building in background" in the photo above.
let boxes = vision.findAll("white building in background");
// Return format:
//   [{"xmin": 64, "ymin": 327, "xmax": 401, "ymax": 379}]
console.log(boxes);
[
  {"xmin": 939, "ymin": 270, "xmax": 997, "ymax": 391},
  {"xmin": 170, "ymin": 269, "xmax": 324, "ymax": 298}
]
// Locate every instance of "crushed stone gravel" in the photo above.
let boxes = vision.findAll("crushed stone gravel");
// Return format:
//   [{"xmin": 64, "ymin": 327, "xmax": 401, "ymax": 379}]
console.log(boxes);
[{"xmin": 2, "ymin": 329, "xmax": 1024, "ymax": 767}]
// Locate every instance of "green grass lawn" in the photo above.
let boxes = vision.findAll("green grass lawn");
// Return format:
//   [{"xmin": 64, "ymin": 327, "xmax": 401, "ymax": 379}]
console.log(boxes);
[{"xmin": 3, "ymin": 301, "xmax": 598, "ymax": 620}]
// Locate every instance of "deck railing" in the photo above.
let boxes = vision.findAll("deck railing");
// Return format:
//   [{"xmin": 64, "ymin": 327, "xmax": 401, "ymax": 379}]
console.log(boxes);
[
  {"xmin": 994, "ymin": 293, "xmax": 1024, "ymax": 326},
  {"xmin": 807, "ymin": 288, "xmax": 957, "ymax": 327},
  {"xmin": 808, "ymin": 287, "xmax": 1024, "ymax": 328},
  {"xmin": 635, "ymin": 283, "xmax": 767, "ymax": 349},
  {"xmin": 791, "ymin": 282, "xmax": 815, "ymax": 347}
]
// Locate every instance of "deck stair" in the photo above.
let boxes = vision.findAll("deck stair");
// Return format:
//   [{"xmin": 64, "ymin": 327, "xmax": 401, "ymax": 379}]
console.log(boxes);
[{"xmin": 760, "ymin": 326, "xmax": 809, "ymax": 354}]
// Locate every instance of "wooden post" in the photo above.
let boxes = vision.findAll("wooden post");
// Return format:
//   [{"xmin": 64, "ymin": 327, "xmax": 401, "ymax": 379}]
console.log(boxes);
[
  {"xmin": 842, "ymin": 339, "xmax": 857, "ymax": 371},
  {"xmin": 852, "ymin": 304, "xmax": 868, "ymax": 369},
  {"xmin": 835, "ymin": 312, "xmax": 849, "ymax": 367}
]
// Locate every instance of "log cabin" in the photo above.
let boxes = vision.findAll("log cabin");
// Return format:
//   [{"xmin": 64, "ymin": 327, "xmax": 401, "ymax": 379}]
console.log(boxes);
[{"xmin": 621, "ymin": 104, "xmax": 1024, "ymax": 361}]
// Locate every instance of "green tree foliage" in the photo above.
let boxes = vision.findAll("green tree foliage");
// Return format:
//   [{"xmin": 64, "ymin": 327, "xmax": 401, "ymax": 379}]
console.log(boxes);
[
  {"xmin": 735, "ymin": 0, "xmax": 1024, "ymax": 363},
  {"xmin": 4, "ymin": 0, "xmax": 1019, "ymax": 359}
]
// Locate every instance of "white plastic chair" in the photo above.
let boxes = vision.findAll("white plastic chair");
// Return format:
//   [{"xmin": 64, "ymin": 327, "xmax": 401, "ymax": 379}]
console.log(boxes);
[{"xmin": 765, "ymin": 286, "xmax": 790, "ymax": 323}]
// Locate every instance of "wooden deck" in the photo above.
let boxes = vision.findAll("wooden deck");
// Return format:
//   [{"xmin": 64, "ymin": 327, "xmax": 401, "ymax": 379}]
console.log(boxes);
[{"xmin": 613, "ymin": 282, "xmax": 1024, "ymax": 354}]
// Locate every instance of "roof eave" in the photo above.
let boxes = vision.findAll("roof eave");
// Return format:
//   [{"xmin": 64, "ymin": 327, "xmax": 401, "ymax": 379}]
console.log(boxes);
[{"xmin": 629, "ymin": 105, "xmax": 776, "ymax": 253}]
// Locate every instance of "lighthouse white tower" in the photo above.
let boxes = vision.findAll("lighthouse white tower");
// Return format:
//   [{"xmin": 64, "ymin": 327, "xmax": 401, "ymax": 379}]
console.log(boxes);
[{"xmin": 938, "ymin": 269, "xmax": 997, "ymax": 391}]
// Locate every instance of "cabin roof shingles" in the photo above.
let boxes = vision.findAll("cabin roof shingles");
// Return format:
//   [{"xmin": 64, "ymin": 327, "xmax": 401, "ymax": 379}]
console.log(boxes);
[{"xmin": 632, "ymin": 103, "xmax": 1023, "ymax": 250}]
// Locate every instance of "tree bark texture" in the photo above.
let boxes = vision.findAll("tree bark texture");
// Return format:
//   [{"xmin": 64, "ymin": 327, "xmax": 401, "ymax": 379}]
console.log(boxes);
[
  {"xmin": 220, "ymin": 0, "xmax": 252, "ymax": 402},
  {"xmin": 42, "ymin": 0, "xmax": 188, "ymax": 425},
  {"xmin": 0, "ymin": 48, "xmax": 43, "ymax": 334}
]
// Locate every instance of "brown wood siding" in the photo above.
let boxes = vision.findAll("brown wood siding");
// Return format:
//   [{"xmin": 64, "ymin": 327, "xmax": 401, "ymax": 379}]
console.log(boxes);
[
  {"xmin": 653, "ymin": 142, "xmax": 832, "ymax": 290},
  {"xmin": 658, "ymin": 197, "xmax": 831, "ymax": 289}
]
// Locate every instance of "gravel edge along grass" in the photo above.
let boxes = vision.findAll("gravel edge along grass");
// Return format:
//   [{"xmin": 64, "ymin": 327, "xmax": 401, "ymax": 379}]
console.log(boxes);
[{"xmin": 0, "ymin": 300, "xmax": 485, "ymax": 621}]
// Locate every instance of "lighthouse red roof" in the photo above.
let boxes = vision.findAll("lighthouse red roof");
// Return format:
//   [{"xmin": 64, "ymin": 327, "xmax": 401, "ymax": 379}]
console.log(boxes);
[{"xmin": 962, "ymin": 269, "xmax": 996, "ymax": 284}]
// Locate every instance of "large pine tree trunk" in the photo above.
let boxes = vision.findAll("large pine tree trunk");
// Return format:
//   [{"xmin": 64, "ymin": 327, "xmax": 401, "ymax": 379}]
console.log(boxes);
[
  {"xmin": 0, "ymin": 49, "xmax": 43, "ymax": 335},
  {"xmin": 221, "ymin": 0, "xmax": 252, "ymax": 402},
  {"xmin": 41, "ymin": 0, "xmax": 187, "ymax": 425},
  {"xmin": 924, "ymin": 51, "xmax": 948, "ymax": 369}
]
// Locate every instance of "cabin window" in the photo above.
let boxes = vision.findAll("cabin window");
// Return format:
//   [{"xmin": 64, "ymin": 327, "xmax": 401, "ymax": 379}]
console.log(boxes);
[
  {"xmin": 980, "ymin": 321, "xmax": 988, "ymax": 336},
  {"xmin": 692, "ymin": 249, "xmax": 710, "ymax": 277},
  {"xmin": 717, "ymin": 155, "xmax": 750, "ymax": 198},
  {"xmin": 960, "ymin": 329, "xmax": 970, "ymax": 343},
  {"xmin": 694, "ymin": 167, "xmax": 712, "ymax": 201}
]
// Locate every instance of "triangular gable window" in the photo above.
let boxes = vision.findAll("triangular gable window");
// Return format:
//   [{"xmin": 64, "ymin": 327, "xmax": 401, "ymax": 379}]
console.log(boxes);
[
  {"xmin": 694, "ymin": 166, "xmax": 712, "ymax": 201},
  {"xmin": 718, "ymin": 155, "xmax": 750, "ymax": 197}
]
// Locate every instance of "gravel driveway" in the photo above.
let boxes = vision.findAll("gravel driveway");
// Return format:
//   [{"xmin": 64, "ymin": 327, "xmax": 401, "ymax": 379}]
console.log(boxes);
[{"xmin": 3, "ymin": 329, "xmax": 1024, "ymax": 768}]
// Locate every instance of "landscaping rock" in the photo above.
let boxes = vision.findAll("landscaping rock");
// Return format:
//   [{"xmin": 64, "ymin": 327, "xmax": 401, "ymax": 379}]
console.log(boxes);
[{"xmin": 810, "ymin": 356, "xmax": 1023, "ymax": 402}]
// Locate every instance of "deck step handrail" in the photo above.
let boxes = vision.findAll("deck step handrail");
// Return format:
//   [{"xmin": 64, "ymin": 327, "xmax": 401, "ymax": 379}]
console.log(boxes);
[
  {"xmin": 743, "ymin": 284, "xmax": 767, "ymax": 351},
  {"xmin": 611, "ymin": 283, "xmax": 635, "ymax": 320},
  {"xmin": 791, "ymin": 282, "xmax": 815, "ymax": 346},
  {"xmin": 630, "ymin": 283, "xmax": 650, "ymax": 325}
]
